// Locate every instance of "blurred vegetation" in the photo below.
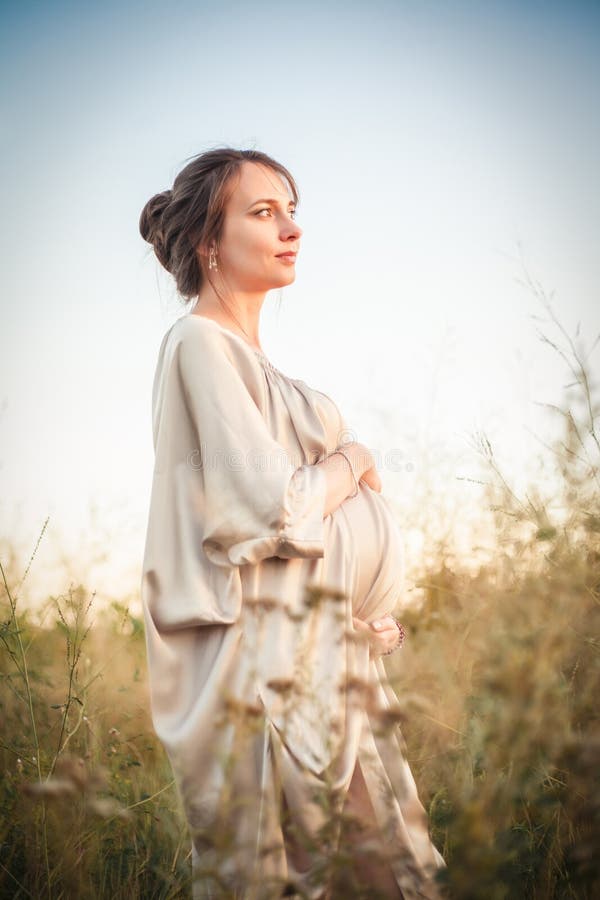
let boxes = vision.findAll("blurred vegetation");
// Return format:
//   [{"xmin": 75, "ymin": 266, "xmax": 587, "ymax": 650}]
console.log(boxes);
[{"xmin": 1, "ymin": 291, "xmax": 599, "ymax": 898}]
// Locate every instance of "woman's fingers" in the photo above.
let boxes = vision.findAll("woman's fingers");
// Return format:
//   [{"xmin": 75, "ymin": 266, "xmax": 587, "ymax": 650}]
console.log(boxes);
[
  {"xmin": 371, "ymin": 615, "xmax": 397, "ymax": 633},
  {"xmin": 359, "ymin": 466, "xmax": 382, "ymax": 493},
  {"xmin": 352, "ymin": 615, "xmax": 399, "ymax": 656},
  {"xmin": 371, "ymin": 615, "xmax": 401, "ymax": 655}
]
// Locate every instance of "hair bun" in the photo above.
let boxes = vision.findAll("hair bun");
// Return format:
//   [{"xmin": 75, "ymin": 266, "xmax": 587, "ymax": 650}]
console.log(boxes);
[{"xmin": 139, "ymin": 190, "xmax": 174, "ymax": 271}]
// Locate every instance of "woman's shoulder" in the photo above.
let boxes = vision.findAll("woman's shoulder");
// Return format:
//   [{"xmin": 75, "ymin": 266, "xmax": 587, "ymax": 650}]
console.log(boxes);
[
  {"xmin": 169, "ymin": 312, "xmax": 237, "ymax": 344},
  {"xmin": 159, "ymin": 314, "xmax": 267, "ymax": 405},
  {"xmin": 165, "ymin": 314, "xmax": 259, "ymax": 366}
]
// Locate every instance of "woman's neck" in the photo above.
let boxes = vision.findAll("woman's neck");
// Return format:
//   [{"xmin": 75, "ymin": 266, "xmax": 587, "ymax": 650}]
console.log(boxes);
[{"xmin": 190, "ymin": 298, "xmax": 264, "ymax": 352}]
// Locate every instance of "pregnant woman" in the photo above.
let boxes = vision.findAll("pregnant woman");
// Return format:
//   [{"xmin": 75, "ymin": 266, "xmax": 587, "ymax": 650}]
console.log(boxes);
[{"xmin": 139, "ymin": 147, "xmax": 445, "ymax": 899}]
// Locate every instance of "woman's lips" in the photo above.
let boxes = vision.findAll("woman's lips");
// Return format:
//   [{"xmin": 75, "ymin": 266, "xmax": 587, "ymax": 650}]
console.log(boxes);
[{"xmin": 276, "ymin": 253, "xmax": 297, "ymax": 263}]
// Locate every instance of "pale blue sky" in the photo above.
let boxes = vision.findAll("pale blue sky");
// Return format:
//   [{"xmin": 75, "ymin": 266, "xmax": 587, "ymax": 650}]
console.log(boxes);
[{"xmin": 1, "ymin": 0, "xmax": 599, "ymax": 607}]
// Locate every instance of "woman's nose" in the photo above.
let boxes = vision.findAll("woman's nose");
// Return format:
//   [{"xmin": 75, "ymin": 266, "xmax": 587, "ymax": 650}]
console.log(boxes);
[{"xmin": 282, "ymin": 218, "xmax": 302, "ymax": 240}]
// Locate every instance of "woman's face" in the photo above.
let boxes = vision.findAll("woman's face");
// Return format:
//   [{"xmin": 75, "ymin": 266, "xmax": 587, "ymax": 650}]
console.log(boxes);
[{"xmin": 212, "ymin": 161, "xmax": 303, "ymax": 293}]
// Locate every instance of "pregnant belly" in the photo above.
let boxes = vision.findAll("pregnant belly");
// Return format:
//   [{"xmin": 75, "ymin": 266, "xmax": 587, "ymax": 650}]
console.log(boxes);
[{"xmin": 334, "ymin": 483, "xmax": 406, "ymax": 623}]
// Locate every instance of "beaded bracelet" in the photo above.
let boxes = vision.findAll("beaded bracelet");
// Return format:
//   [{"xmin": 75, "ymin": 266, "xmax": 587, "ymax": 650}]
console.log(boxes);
[
  {"xmin": 382, "ymin": 618, "xmax": 406, "ymax": 656},
  {"xmin": 330, "ymin": 447, "xmax": 359, "ymax": 499}
]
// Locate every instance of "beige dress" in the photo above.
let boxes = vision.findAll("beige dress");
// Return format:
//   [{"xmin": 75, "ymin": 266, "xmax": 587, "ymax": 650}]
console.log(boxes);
[{"xmin": 140, "ymin": 314, "xmax": 445, "ymax": 899}]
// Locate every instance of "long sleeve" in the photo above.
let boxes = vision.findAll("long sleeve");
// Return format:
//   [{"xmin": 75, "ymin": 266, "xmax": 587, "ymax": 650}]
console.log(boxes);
[
  {"xmin": 141, "ymin": 319, "xmax": 327, "ymax": 631},
  {"xmin": 175, "ymin": 323, "xmax": 327, "ymax": 566}
]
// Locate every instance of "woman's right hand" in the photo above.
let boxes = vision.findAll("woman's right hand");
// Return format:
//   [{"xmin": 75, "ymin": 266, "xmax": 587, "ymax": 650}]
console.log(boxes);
[
  {"xmin": 359, "ymin": 465, "xmax": 382, "ymax": 493},
  {"xmin": 320, "ymin": 441, "xmax": 382, "ymax": 517},
  {"xmin": 346, "ymin": 442, "xmax": 382, "ymax": 494}
]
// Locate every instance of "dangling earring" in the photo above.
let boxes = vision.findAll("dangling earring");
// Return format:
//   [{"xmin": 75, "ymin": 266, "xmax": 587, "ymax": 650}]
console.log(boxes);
[{"xmin": 208, "ymin": 246, "xmax": 218, "ymax": 270}]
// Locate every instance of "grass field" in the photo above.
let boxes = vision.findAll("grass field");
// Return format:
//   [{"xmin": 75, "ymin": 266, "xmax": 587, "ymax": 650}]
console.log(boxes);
[{"xmin": 1, "ymin": 310, "xmax": 598, "ymax": 899}]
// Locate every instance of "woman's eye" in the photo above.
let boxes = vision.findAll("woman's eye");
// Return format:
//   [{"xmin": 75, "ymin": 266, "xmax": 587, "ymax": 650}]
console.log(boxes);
[{"xmin": 255, "ymin": 207, "xmax": 297, "ymax": 219}]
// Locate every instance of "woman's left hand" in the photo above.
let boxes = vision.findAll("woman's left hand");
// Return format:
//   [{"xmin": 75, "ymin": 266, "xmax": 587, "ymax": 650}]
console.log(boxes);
[{"xmin": 352, "ymin": 614, "xmax": 400, "ymax": 656}]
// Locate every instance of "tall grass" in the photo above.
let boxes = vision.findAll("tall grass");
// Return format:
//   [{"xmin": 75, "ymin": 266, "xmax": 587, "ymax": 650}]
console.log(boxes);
[{"xmin": 1, "ymin": 288, "xmax": 598, "ymax": 898}]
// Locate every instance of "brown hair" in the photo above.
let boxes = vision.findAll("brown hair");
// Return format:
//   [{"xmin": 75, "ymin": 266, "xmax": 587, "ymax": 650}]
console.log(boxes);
[{"xmin": 139, "ymin": 146, "xmax": 299, "ymax": 301}]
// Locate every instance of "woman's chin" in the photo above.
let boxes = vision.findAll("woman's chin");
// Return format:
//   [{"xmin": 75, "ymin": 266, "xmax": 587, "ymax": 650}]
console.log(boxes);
[{"xmin": 273, "ymin": 269, "xmax": 297, "ymax": 288}]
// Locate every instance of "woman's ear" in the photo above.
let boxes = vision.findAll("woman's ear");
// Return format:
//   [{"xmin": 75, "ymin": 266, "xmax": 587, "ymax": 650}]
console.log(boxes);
[{"xmin": 196, "ymin": 242, "xmax": 210, "ymax": 261}]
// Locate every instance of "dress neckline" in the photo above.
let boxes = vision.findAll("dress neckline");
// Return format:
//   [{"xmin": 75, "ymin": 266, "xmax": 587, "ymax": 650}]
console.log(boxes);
[{"xmin": 183, "ymin": 314, "xmax": 279, "ymax": 372}]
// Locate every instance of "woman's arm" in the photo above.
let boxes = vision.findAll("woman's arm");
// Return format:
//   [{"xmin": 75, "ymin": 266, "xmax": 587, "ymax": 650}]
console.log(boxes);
[{"xmin": 317, "ymin": 442, "xmax": 381, "ymax": 518}]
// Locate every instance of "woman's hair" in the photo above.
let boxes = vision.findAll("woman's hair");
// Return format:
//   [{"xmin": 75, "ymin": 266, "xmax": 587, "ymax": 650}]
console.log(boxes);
[{"xmin": 139, "ymin": 147, "xmax": 299, "ymax": 300}]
